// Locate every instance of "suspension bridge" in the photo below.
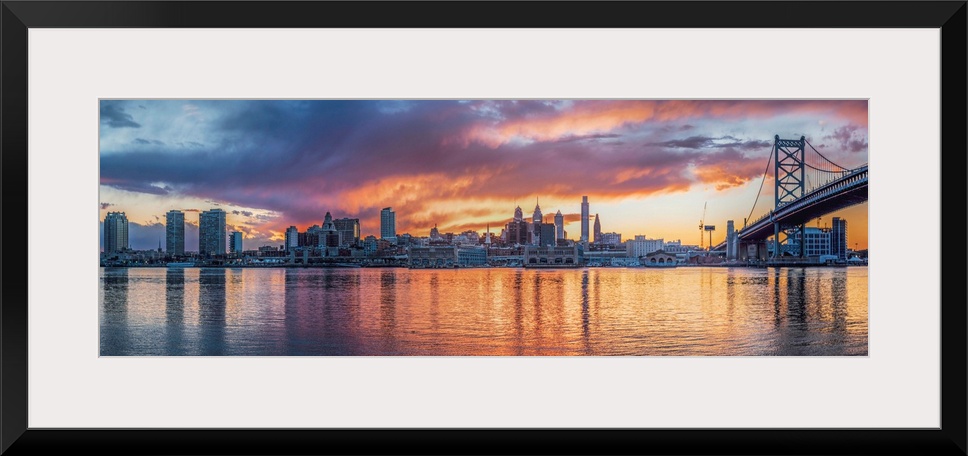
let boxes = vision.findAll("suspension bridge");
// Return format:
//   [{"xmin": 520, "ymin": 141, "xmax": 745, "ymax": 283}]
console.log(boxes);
[{"xmin": 711, "ymin": 135, "xmax": 868, "ymax": 262}]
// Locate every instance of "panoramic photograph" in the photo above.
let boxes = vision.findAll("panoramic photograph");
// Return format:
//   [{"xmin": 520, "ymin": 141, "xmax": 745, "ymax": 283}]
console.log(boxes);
[{"xmin": 99, "ymin": 99, "xmax": 869, "ymax": 356}]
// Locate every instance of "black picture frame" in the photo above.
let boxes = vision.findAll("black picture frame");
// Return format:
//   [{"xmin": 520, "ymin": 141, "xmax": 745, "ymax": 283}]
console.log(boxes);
[{"xmin": 2, "ymin": 1, "xmax": 965, "ymax": 455}]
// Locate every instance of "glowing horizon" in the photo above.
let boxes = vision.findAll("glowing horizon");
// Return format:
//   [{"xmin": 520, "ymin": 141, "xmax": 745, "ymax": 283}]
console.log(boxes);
[{"xmin": 99, "ymin": 100, "xmax": 869, "ymax": 251}]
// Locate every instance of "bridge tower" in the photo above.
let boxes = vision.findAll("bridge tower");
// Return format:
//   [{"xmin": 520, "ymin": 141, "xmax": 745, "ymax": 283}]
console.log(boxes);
[{"xmin": 772, "ymin": 135, "xmax": 806, "ymax": 258}]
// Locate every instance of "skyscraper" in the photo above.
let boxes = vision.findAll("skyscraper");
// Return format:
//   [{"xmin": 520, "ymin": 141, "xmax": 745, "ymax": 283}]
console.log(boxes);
[
  {"xmin": 198, "ymin": 208, "xmax": 226, "ymax": 255},
  {"xmin": 380, "ymin": 207, "xmax": 396, "ymax": 241},
  {"xmin": 580, "ymin": 196, "xmax": 589, "ymax": 243},
  {"xmin": 103, "ymin": 211, "xmax": 129, "ymax": 253},
  {"xmin": 593, "ymin": 213, "xmax": 602, "ymax": 244},
  {"xmin": 831, "ymin": 217, "xmax": 848, "ymax": 260},
  {"xmin": 229, "ymin": 231, "xmax": 243, "ymax": 254},
  {"xmin": 165, "ymin": 210, "xmax": 185, "ymax": 256},
  {"xmin": 554, "ymin": 210, "xmax": 564, "ymax": 241},
  {"xmin": 285, "ymin": 226, "xmax": 299, "ymax": 251},
  {"xmin": 531, "ymin": 199, "xmax": 542, "ymax": 245}
]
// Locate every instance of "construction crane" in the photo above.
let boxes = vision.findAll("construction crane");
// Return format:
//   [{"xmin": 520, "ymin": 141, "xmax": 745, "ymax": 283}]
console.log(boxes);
[{"xmin": 699, "ymin": 202, "xmax": 706, "ymax": 249}]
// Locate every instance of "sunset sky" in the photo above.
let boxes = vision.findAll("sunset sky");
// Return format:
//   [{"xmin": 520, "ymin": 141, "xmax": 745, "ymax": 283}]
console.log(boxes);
[{"xmin": 99, "ymin": 100, "xmax": 869, "ymax": 251}]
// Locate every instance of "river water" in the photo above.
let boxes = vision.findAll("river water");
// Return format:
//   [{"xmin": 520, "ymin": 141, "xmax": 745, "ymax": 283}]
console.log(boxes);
[{"xmin": 99, "ymin": 266, "xmax": 868, "ymax": 356}]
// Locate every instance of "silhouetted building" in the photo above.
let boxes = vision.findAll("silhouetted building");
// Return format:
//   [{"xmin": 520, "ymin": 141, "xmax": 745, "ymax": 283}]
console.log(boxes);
[
  {"xmin": 198, "ymin": 209, "xmax": 226, "ymax": 255},
  {"xmin": 103, "ymin": 211, "xmax": 129, "ymax": 253},
  {"xmin": 229, "ymin": 231, "xmax": 243, "ymax": 254},
  {"xmin": 165, "ymin": 210, "xmax": 184, "ymax": 255},
  {"xmin": 380, "ymin": 207, "xmax": 396, "ymax": 242},
  {"xmin": 593, "ymin": 213, "xmax": 602, "ymax": 244},
  {"xmin": 554, "ymin": 210, "xmax": 564, "ymax": 241},
  {"xmin": 334, "ymin": 217, "xmax": 361, "ymax": 246},
  {"xmin": 831, "ymin": 217, "xmax": 848, "ymax": 260},
  {"xmin": 580, "ymin": 196, "xmax": 589, "ymax": 243}
]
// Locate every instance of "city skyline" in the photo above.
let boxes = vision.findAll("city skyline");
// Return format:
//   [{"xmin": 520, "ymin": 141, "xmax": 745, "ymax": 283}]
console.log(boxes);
[{"xmin": 99, "ymin": 100, "xmax": 869, "ymax": 251}]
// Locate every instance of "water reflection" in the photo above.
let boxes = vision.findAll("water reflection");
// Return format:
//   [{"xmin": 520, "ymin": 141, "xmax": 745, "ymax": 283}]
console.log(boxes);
[
  {"xmin": 100, "ymin": 266, "xmax": 868, "ymax": 356},
  {"xmin": 165, "ymin": 268, "xmax": 186, "ymax": 355},
  {"xmin": 100, "ymin": 268, "xmax": 129, "ymax": 355},
  {"xmin": 197, "ymin": 268, "xmax": 227, "ymax": 355}
]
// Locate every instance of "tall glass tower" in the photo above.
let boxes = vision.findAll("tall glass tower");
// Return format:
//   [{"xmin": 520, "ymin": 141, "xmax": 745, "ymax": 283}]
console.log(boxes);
[
  {"xmin": 380, "ymin": 207, "xmax": 396, "ymax": 241},
  {"xmin": 199, "ymin": 208, "xmax": 226, "ymax": 255},
  {"xmin": 165, "ymin": 210, "xmax": 185, "ymax": 255},
  {"xmin": 103, "ymin": 211, "xmax": 129, "ymax": 253}
]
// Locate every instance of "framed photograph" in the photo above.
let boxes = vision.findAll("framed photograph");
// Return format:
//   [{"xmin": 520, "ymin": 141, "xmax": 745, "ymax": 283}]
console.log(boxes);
[{"xmin": 2, "ymin": 1, "xmax": 965, "ymax": 454}]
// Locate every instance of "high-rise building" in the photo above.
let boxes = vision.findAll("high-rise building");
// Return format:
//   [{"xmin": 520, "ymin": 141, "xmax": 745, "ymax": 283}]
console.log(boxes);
[
  {"xmin": 198, "ymin": 208, "xmax": 226, "ymax": 255},
  {"xmin": 380, "ymin": 207, "xmax": 396, "ymax": 241},
  {"xmin": 165, "ymin": 210, "xmax": 185, "ymax": 256},
  {"xmin": 831, "ymin": 217, "xmax": 848, "ymax": 260},
  {"xmin": 285, "ymin": 226, "xmax": 299, "ymax": 251},
  {"xmin": 229, "ymin": 231, "xmax": 243, "ymax": 254},
  {"xmin": 103, "ymin": 211, "xmax": 129, "ymax": 253},
  {"xmin": 514, "ymin": 206, "xmax": 523, "ymax": 222},
  {"xmin": 334, "ymin": 217, "xmax": 361, "ymax": 247},
  {"xmin": 593, "ymin": 213, "xmax": 602, "ymax": 244},
  {"xmin": 531, "ymin": 199, "xmax": 543, "ymax": 245},
  {"xmin": 580, "ymin": 196, "xmax": 589, "ymax": 243},
  {"xmin": 554, "ymin": 210, "xmax": 564, "ymax": 241}
]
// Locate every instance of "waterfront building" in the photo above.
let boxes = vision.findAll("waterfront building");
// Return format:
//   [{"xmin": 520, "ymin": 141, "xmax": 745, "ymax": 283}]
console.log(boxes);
[
  {"xmin": 229, "ymin": 231, "xmax": 243, "ymax": 254},
  {"xmin": 165, "ymin": 210, "xmax": 185, "ymax": 256},
  {"xmin": 198, "ymin": 209, "xmax": 227, "ymax": 255},
  {"xmin": 554, "ymin": 210, "xmax": 564, "ymax": 241},
  {"xmin": 786, "ymin": 227, "xmax": 832, "ymax": 257},
  {"xmin": 457, "ymin": 246, "xmax": 487, "ymax": 266},
  {"xmin": 103, "ymin": 211, "xmax": 129, "ymax": 253},
  {"xmin": 831, "ymin": 217, "xmax": 848, "ymax": 260},
  {"xmin": 333, "ymin": 217, "xmax": 361, "ymax": 247},
  {"xmin": 580, "ymin": 196, "xmax": 589, "ymax": 243},
  {"xmin": 380, "ymin": 207, "xmax": 396, "ymax": 242},
  {"xmin": 643, "ymin": 250, "xmax": 678, "ymax": 265},
  {"xmin": 285, "ymin": 226, "xmax": 299, "ymax": 251},
  {"xmin": 593, "ymin": 214, "xmax": 602, "ymax": 244},
  {"xmin": 408, "ymin": 246, "xmax": 457, "ymax": 268},
  {"xmin": 523, "ymin": 244, "xmax": 583, "ymax": 267},
  {"xmin": 429, "ymin": 224, "xmax": 441, "ymax": 240},
  {"xmin": 626, "ymin": 235, "xmax": 664, "ymax": 258}
]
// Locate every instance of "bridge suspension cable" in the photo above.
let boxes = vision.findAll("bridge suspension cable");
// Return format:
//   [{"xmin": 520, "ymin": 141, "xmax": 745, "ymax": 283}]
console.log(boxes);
[
  {"xmin": 805, "ymin": 139, "xmax": 853, "ymax": 172},
  {"xmin": 744, "ymin": 145, "xmax": 774, "ymax": 228}
]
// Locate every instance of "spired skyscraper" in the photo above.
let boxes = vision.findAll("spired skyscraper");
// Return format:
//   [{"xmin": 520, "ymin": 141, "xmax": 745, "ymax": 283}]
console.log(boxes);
[
  {"xmin": 198, "ymin": 208, "xmax": 227, "ymax": 255},
  {"xmin": 531, "ymin": 199, "xmax": 542, "ymax": 245},
  {"xmin": 593, "ymin": 213, "xmax": 602, "ymax": 245},
  {"xmin": 103, "ymin": 211, "xmax": 129, "ymax": 253},
  {"xmin": 554, "ymin": 210, "xmax": 564, "ymax": 241},
  {"xmin": 165, "ymin": 210, "xmax": 185, "ymax": 256},
  {"xmin": 380, "ymin": 207, "xmax": 396, "ymax": 242},
  {"xmin": 580, "ymin": 196, "xmax": 589, "ymax": 243}
]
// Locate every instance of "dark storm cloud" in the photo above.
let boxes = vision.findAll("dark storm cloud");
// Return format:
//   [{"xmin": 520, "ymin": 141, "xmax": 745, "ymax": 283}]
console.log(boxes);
[
  {"xmin": 134, "ymin": 138, "xmax": 166, "ymax": 146},
  {"xmin": 100, "ymin": 102, "xmax": 141, "ymax": 128},
  {"xmin": 648, "ymin": 135, "xmax": 771, "ymax": 151},
  {"xmin": 824, "ymin": 125, "xmax": 868, "ymax": 153}
]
